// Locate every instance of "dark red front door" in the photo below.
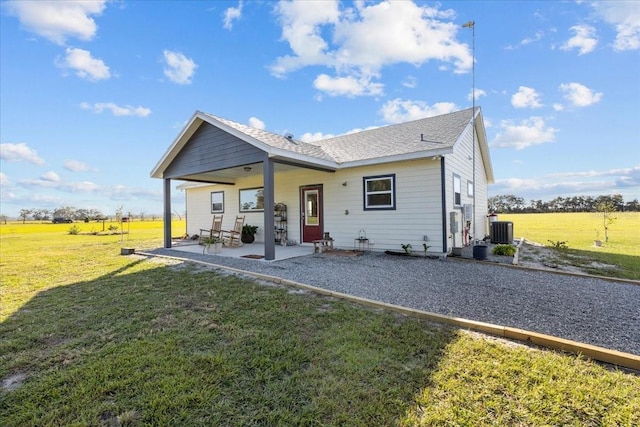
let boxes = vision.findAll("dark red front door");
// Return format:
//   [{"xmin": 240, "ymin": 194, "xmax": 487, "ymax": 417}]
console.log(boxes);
[{"xmin": 301, "ymin": 185, "xmax": 322, "ymax": 242}]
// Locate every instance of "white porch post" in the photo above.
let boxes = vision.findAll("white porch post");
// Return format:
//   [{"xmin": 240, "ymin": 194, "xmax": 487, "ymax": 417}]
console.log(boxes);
[
  {"xmin": 263, "ymin": 157, "xmax": 275, "ymax": 260},
  {"xmin": 163, "ymin": 178, "xmax": 172, "ymax": 248}
]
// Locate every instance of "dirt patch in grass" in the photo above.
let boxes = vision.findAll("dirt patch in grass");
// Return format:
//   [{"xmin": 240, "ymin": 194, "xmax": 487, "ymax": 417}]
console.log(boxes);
[
  {"xmin": 2, "ymin": 372, "xmax": 27, "ymax": 391},
  {"xmin": 517, "ymin": 240, "xmax": 620, "ymax": 276}
]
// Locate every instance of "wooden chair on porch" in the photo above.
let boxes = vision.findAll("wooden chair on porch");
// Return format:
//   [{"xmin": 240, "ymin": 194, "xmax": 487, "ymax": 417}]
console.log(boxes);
[
  {"xmin": 199, "ymin": 215, "xmax": 223, "ymax": 245},
  {"xmin": 221, "ymin": 215, "xmax": 245, "ymax": 247}
]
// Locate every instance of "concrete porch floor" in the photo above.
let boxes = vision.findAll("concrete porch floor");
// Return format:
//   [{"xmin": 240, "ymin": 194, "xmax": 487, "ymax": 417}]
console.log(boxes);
[{"xmin": 169, "ymin": 240, "xmax": 314, "ymax": 261}]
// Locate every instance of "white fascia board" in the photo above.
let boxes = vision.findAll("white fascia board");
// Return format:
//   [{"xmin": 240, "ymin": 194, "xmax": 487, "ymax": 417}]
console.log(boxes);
[
  {"xmin": 475, "ymin": 112, "xmax": 494, "ymax": 183},
  {"xmin": 267, "ymin": 148, "xmax": 338, "ymax": 170},
  {"xmin": 176, "ymin": 181, "xmax": 213, "ymax": 190},
  {"xmin": 337, "ymin": 148, "xmax": 453, "ymax": 169}
]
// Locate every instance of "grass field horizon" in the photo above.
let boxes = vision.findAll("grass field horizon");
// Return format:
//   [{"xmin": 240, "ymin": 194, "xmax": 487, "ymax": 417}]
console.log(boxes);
[
  {"xmin": 1, "ymin": 217, "xmax": 639, "ymax": 425},
  {"xmin": 498, "ymin": 212, "xmax": 639, "ymax": 280},
  {"xmin": 498, "ymin": 212, "xmax": 639, "ymax": 254}
]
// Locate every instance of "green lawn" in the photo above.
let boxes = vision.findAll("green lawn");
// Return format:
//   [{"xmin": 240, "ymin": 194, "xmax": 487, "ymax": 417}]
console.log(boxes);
[
  {"xmin": 1, "ymin": 220, "xmax": 639, "ymax": 426},
  {"xmin": 500, "ymin": 212, "xmax": 640, "ymax": 280}
]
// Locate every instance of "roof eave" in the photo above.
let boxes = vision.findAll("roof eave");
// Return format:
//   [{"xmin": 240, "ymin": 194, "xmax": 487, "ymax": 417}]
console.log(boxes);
[
  {"xmin": 338, "ymin": 147, "xmax": 454, "ymax": 169},
  {"xmin": 474, "ymin": 109, "xmax": 495, "ymax": 183}
]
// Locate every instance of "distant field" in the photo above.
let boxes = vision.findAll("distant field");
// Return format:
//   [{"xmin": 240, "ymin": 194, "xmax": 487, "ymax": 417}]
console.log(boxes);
[
  {"xmin": 0, "ymin": 220, "xmax": 186, "ymax": 247},
  {"xmin": 499, "ymin": 212, "xmax": 640, "ymax": 257}
]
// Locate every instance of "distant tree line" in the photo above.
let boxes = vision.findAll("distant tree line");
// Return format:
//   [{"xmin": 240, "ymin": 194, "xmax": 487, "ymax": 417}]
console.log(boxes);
[
  {"xmin": 488, "ymin": 194, "xmax": 639, "ymax": 214},
  {"xmin": 13, "ymin": 206, "xmax": 163, "ymax": 223}
]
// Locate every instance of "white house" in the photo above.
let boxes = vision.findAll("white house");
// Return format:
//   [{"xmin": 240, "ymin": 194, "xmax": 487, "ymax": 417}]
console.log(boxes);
[{"xmin": 150, "ymin": 107, "xmax": 494, "ymax": 260}]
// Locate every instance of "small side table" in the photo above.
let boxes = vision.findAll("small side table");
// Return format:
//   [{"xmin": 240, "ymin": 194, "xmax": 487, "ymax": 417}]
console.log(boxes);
[{"xmin": 354, "ymin": 238, "xmax": 370, "ymax": 252}]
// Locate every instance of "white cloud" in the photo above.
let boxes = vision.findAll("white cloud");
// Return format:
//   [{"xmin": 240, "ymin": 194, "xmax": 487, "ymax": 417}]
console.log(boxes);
[
  {"xmin": 491, "ymin": 116, "xmax": 557, "ymax": 150},
  {"xmin": 558, "ymin": 82, "xmax": 602, "ymax": 107},
  {"xmin": 0, "ymin": 172, "xmax": 9, "ymax": 186},
  {"xmin": 380, "ymin": 98, "xmax": 458, "ymax": 124},
  {"xmin": 521, "ymin": 30, "xmax": 544, "ymax": 46},
  {"xmin": 4, "ymin": 0, "xmax": 107, "ymax": 45},
  {"xmin": 56, "ymin": 47, "xmax": 110, "ymax": 81},
  {"xmin": 590, "ymin": 1, "xmax": 640, "ymax": 51},
  {"xmin": 299, "ymin": 125, "xmax": 379, "ymax": 143},
  {"xmin": 270, "ymin": 0, "xmax": 340, "ymax": 77},
  {"xmin": 41, "ymin": 171, "xmax": 60, "ymax": 182},
  {"xmin": 162, "ymin": 50, "xmax": 197, "ymax": 85},
  {"xmin": 64, "ymin": 159, "xmax": 90, "ymax": 172},
  {"xmin": 223, "ymin": 1, "xmax": 243, "ymax": 30},
  {"xmin": 300, "ymin": 132, "xmax": 337, "ymax": 143},
  {"xmin": 248, "ymin": 117, "xmax": 265, "ymax": 130},
  {"xmin": 80, "ymin": 102, "xmax": 151, "ymax": 117},
  {"xmin": 468, "ymin": 88, "xmax": 486, "ymax": 102},
  {"xmin": 271, "ymin": 0, "xmax": 472, "ymax": 97},
  {"xmin": 561, "ymin": 25, "xmax": 598, "ymax": 55},
  {"xmin": 313, "ymin": 73, "xmax": 384, "ymax": 97},
  {"xmin": 549, "ymin": 165, "xmax": 640, "ymax": 183},
  {"xmin": 0, "ymin": 142, "xmax": 45, "ymax": 165},
  {"xmin": 402, "ymin": 76, "xmax": 417, "ymax": 89},
  {"xmin": 105, "ymin": 184, "xmax": 162, "ymax": 202},
  {"xmin": 18, "ymin": 178, "xmax": 98, "ymax": 193},
  {"xmin": 492, "ymin": 165, "xmax": 640, "ymax": 198},
  {"xmin": 511, "ymin": 86, "xmax": 543, "ymax": 109}
]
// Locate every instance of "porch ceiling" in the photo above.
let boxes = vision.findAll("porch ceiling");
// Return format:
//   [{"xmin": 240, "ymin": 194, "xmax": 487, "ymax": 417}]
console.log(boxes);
[{"xmin": 174, "ymin": 161, "xmax": 329, "ymax": 185}]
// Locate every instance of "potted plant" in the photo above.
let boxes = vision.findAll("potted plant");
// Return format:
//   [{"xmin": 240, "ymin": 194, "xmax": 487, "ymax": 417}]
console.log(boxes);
[
  {"xmin": 241, "ymin": 224, "xmax": 258, "ymax": 244},
  {"xmin": 202, "ymin": 236, "xmax": 221, "ymax": 254}
]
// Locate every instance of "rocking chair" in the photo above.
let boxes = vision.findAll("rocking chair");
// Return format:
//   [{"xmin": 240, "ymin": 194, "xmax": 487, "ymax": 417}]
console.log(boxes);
[
  {"xmin": 221, "ymin": 215, "xmax": 245, "ymax": 247},
  {"xmin": 199, "ymin": 215, "xmax": 223, "ymax": 245}
]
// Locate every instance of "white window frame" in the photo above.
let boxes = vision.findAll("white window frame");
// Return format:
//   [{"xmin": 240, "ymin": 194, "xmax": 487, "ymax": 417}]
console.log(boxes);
[
  {"xmin": 363, "ymin": 174, "xmax": 396, "ymax": 210},
  {"xmin": 210, "ymin": 191, "xmax": 224, "ymax": 213},
  {"xmin": 453, "ymin": 174, "xmax": 461, "ymax": 206}
]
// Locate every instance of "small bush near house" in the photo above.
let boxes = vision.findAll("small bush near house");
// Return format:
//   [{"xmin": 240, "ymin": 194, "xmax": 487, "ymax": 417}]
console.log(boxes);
[
  {"xmin": 547, "ymin": 240, "xmax": 569, "ymax": 250},
  {"xmin": 492, "ymin": 244, "xmax": 516, "ymax": 256}
]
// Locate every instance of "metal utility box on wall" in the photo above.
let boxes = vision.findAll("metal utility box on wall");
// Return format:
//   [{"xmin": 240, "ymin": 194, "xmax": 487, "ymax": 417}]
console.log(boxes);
[
  {"xmin": 449, "ymin": 211, "xmax": 459, "ymax": 233},
  {"xmin": 490, "ymin": 221, "xmax": 513, "ymax": 244}
]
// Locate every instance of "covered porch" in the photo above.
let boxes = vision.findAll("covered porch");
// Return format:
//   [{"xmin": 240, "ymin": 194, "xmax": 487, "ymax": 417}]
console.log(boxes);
[
  {"xmin": 169, "ymin": 239, "xmax": 316, "ymax": 261},
  {"xmin": 150, "ymin": 112, "xmax": 337, "ymax": 261}
]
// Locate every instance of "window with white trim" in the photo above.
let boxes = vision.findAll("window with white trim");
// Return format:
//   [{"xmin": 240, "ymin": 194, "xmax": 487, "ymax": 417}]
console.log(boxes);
[
  {"xmin": 467, "ymin": 180, "xmax": 474, "ymax": 197},
  {"xmin": 453, "ymin": 174, "xmax": 461, "ymax": 206},
  {"xmin": 363, "ymin": 174, "xmax": 396, "ymax": 210}
]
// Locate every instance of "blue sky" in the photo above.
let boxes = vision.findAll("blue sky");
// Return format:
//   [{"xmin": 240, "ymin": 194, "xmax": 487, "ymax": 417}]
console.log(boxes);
[{"xmin": 1, "ymin": 0, "xmax": 639, "ymax": 218}]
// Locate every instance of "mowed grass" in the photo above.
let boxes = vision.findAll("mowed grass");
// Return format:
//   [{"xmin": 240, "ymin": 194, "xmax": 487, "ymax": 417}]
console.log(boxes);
[
  {"xmin": 1, "ymin": 220, "xmax": 639, "ymax": 426},
  {"xmin": 500, "ymin": 212, "xmax": 640, "ymax": 280}
]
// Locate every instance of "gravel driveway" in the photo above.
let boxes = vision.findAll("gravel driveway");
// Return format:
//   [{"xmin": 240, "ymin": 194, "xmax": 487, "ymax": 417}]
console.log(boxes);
[{"xmin": 149, "ymin": 249, "xmax": 640, "ymax": 356}]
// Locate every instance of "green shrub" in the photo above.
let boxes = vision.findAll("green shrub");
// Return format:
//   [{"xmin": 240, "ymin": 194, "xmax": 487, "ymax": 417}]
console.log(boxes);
[
  {"xmin": 492, "ymin": 244, "xmax": 516, "ymax": 256},
  {"xmin": 68, "ymin": 225, "xmax": 80, "ymax": 235},
  {"xmin": 547, "ymin": 240, "xmax": 568, "ymax": 250},
  {"xmin": 108, "ymin": 224, "xmax": 119, "ymax": 232}
]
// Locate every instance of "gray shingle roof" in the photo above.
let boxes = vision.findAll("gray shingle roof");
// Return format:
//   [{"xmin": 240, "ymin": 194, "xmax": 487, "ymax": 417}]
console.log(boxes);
[
  {"xmin": 314, "ymin": 108, "xmax": 473, "ymax": 163},
  {"xmin": 202, "ymin": 108, "xmax": 474, "ymax": 165},
  {"xmin": 202, "ymin": 113, "xmax": 336, "ymax": 163}
]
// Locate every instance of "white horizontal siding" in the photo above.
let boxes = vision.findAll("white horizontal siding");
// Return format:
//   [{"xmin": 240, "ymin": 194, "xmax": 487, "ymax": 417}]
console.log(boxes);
[
  {"xmin": 185, "ymin": 158, "xmax": 446, "ymax": 252},
  {"xmin": 444, "ymin": 128, "xmax": 490, "ymax": 248}
]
